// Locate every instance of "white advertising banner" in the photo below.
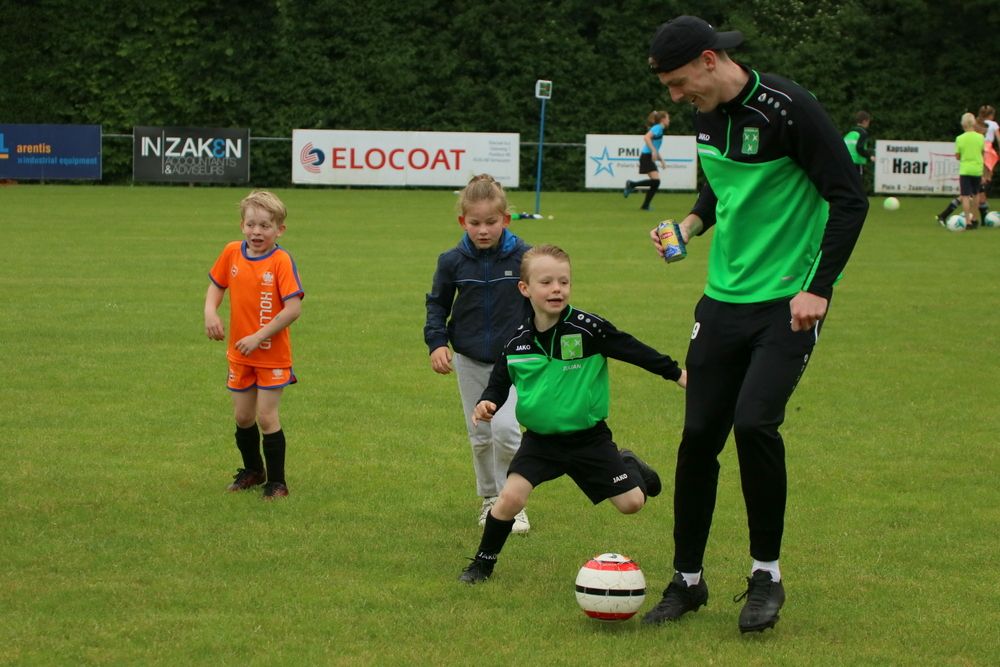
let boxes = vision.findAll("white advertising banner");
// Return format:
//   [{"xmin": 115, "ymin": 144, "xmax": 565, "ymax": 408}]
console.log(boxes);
[
  {"xmin": 874, "ymin": 140, "xmax": 958, "ymax": 195},
  {"xmin": 585, "ymin": 134, "xmax": 698, "ymax": 190},
  {"xmin": 292, "ymin": 130, "xmax": 519, "ymax": 187}
]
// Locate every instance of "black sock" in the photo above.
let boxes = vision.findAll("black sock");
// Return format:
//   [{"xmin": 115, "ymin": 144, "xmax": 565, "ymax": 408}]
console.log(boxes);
[
  {"xmin": 940, "ymin": 198, "xmax": 959, "ymax": 218},
  {"xmin": 475, "ymin": 511, "xmax": 515, "ymax": 561},
  {"xmin": 262, "ymin": 429, "xmax": 286, "ymax": 484},
  {"xmin": 641, "ymin": 180, "xmax": 660, "ymax": 209},
  {"xmin": 979, "ymin": 204, "xmax": 988, "ymax": 222},
  {"xmin": 235, "ymin": 423, "xmax": 263, "ymax": 472},
  {"xmin": 631, "ymin": 178, "xmax": 655, "ymax": 188}
]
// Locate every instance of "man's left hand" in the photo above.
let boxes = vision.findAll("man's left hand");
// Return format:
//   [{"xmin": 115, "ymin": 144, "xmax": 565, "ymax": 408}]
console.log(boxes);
[{"xmin": 789, "ymin": 291, "xmax": 828, "ymax": 332}]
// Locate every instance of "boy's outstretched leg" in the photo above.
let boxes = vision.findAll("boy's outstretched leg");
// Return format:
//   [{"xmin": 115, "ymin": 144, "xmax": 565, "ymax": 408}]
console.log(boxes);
[{"xmin": 458, "ymin": 475, "xmax": 531, "ymax": 584}]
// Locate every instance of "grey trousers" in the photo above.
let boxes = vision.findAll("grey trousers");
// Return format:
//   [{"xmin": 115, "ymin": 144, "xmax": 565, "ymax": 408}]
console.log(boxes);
[{"xmin": 453, "ymin": 352, "xmax": 522, "ymax": 498}]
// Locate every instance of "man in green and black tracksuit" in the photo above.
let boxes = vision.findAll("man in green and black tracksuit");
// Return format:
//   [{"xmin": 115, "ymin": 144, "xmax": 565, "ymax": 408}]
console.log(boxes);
[
  {"xmin": 843, "ymin": 110, "xmax": 875, "ymax": 177},
  {"xmin": 642, "ymin": 15, "xmax": 869, "ymax": 633}
]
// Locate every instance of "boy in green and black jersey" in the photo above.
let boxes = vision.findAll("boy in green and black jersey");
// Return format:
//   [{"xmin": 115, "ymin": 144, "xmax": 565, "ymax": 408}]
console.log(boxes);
[{"xmin": 457, "ymin": 245, "xmax": 687, "ymax": 584}]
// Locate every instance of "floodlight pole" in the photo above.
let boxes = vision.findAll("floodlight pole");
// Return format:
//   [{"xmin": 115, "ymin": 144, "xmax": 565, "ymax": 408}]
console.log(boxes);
[{"xmin": 534, "ymin": 80, "xmax": 552, "ymax": 215}]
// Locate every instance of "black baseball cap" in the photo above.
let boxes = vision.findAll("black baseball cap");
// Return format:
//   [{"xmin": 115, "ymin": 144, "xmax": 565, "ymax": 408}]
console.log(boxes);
[{"xmin": 648, "ymin": 15, "xmax": 744, "ymax": 74}]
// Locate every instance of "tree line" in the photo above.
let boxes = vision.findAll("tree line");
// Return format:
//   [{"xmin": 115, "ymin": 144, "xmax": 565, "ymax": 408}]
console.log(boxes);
[{"xmin": 4, "ymin": 0, "xmax": 999, "ymax": 189}]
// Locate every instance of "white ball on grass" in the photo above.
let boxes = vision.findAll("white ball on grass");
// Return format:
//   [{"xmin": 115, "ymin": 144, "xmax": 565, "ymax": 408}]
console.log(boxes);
[{"xmin": 945, "ymin": 214, "xmax": 967, "ymax": 232}]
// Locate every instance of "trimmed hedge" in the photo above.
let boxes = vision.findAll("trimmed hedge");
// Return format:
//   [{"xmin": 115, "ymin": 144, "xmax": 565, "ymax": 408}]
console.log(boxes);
[{"xmin": 4, "ymin": 0, "xmax": 998, "ymax": 188}]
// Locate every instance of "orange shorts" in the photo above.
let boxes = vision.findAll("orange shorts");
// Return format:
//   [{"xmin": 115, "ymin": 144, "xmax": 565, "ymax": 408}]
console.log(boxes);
[{"xmin": 227, "ymin": 362, "xmax": 297, "ymax": 391}]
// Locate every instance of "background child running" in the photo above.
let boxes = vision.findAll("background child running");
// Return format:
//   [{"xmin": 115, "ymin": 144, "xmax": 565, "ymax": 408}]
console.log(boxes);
[
  {"xmin": 458, "ymin": 244, "xmax": 687, "ymax": 584},
  {"xmin": 204, "ymin": 190, "xmax": 304, "ymax": 499},
  {"xmin": 624, "ymin": 110, "xmax": 671, "ymax": 211},
  {"xmin": 425, "ymin": 174, "xmax": 532, "ymax": 532}
]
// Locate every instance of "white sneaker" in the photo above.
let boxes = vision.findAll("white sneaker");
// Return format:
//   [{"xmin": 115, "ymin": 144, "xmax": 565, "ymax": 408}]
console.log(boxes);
[
  {"xmin": 478, "ymin": 496, "xmax": 498, "ymax": 526},
  {"xmin": 512, "ymin": 509, "xmax": 530, "ymax": 534}
]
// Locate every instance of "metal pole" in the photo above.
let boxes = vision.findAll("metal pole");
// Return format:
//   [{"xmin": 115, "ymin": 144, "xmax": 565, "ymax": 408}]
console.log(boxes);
[{"xmin": 534, "ymin": 97, "xmax": 546, "ymax": 215}]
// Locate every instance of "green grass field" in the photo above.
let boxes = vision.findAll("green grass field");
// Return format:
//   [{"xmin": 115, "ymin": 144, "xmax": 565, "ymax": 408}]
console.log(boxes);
[{"xmin": 3, "ymin": 185, "xmax": 998, "ymax": 665}]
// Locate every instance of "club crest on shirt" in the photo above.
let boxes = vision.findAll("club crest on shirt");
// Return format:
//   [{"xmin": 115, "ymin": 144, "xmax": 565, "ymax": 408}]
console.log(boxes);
[
  {"xmin": 561, "ymin": 334, "xmax": 583, "ymax": 360},
  {"xmin": 742, "ymin": 127, "xmax": 760, "ymax": 155},
  {"xmin": 262, "ymin": 271, "xmax": 274, "ymax": 285}
]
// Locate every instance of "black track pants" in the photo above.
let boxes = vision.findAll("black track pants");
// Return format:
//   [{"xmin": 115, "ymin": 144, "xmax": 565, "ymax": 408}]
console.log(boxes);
[{"xmin": 672, "ymin": 295, "xmax": 821, "ymax": 572}]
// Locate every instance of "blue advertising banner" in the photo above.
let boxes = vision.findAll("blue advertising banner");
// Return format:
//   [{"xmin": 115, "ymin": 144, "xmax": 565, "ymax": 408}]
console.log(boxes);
[{"xmin": 0, "ymin": 124, "xmax": 102, "ymax": 180}]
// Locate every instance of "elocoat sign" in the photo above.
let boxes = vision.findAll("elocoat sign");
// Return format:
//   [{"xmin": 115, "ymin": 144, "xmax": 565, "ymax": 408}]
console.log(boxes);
[{"xmin": 292, "ymin": 130, "xmax": 519, "ymax": 187}]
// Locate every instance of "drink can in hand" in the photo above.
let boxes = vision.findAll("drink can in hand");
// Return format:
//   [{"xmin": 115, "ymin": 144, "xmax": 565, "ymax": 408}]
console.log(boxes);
[{"xmin": 656, "ymin": 220, "xmax": 687, "ymax": 263}]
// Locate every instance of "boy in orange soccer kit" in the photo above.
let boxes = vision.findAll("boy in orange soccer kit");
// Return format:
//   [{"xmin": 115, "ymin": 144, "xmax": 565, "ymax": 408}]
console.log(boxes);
[{"xmin": 204, "ymin": 191, "xmax": 304, "ymax": 499}]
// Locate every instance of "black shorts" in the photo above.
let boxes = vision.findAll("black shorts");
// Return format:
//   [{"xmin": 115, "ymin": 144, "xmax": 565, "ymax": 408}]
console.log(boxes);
[
  {"xmin": 507, "ymin": 421, "xmax": 638, "ymax": 504},
  {"xmin": 638, "ymin": 153, "xmax": 658, "ymax": 175},
  {"xmin": 959, "ymin": 175, "xmax": 980, "ymax": 196}
]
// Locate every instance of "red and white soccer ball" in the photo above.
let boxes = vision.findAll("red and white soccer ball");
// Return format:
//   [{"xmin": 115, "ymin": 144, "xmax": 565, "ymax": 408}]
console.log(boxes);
[{"xmin": 575, "ymin": 553, "xmax": 646, "ymax": 621}]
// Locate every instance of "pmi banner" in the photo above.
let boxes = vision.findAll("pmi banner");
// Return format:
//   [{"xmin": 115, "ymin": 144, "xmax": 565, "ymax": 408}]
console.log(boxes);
[
  {"xmin": 292, "ymin": 130, "xmax": 519, "ymax": 187},
  {"xmin": 0, "ymin": 124, "xmax": 101, "ymax": 180},
  {"xmin": 585, "ymin": 134, "xmax": 698, "ymax": 190},
  {"xmin": 874, "ymin": 140, "xmax": 958, "ymax": 195},
  {"xmin": 133, "ymin": 126, "xmax": 250, "ymax": 183}
]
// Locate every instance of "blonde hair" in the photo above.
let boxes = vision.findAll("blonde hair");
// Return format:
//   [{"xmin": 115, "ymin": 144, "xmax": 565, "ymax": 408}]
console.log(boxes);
[
  {"xmin": 647, "ymin": 110, "xmax": 670, "ymax": 128},
  {"xmin": 521, "ymin": 244, "xmax": 571, "ymax": 282},
  {"xmin": 457, "ymin": 174, "xmax": 508, "ymax": 217},
  {"xmin": 961, "ymin": 112, "xmax": 977, "ymax": 131},
  {"xmin": 240, "ymin": 190, "xmax": 287, "ymax": 226}
]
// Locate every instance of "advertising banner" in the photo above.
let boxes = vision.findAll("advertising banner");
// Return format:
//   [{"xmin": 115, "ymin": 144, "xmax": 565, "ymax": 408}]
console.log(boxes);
[
  {"xmin": 292, "ymin": 130, "xmax": 519, "ymax": 187},
  {"xmin": 133, "ymin": 126, "xmax": 250, "ymax": 183},
  {"xmin": 874, "ymin": 140, "xmax": 958, "ymax": 195},
  {"xmin": 0, "ymin": 124, "xmax": 101, "ymax": 180},
  {"xmin": 585, "ymin": 134, "xmax": 698, "ymax": 190}
]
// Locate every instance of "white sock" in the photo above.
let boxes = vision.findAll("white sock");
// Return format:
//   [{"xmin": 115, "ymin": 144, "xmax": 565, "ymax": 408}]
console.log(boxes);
[
  {"xmin": 751, "ymin": 559, "xmax": 780, "ymax": 582},
  {"xmin": 679, "ymin": 570, "xmax": 701, "ymax": 587}
]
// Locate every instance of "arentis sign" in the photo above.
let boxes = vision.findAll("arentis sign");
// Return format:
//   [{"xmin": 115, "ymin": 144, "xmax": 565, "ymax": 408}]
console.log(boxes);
[
  {"xmin": 133, "ymin": 126, "xmax": 250, "ymax": 183},
  {"xmin": 0, "ymin": 124, "xmax": 101, "ymax": 180}
]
